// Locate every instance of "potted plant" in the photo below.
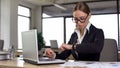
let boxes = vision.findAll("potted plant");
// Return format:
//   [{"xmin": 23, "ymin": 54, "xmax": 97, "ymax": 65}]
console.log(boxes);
[{"xmin": 37, "ymin": 32, "xmax": 45, "ymax": 50}]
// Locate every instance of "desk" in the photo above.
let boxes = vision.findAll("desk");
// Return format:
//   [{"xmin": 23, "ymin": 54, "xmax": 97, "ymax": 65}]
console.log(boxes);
[
  {"xmin": 0, "ymin": 58, "xmax": 62, "ymax": 68},
  {"xmin": 0, "ymin": 58, "xmax": 120, "ymax": 68},
  {"xmin": 15, "ymin": 50, "xmax": 120, "ymax": 61}
]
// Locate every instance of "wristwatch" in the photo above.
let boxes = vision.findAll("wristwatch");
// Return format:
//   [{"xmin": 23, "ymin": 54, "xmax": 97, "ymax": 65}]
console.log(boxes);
[
  {"xmin": 72, "ymin": 44, "xmax": 78, "ymax": 58},
  {"xmin": 72, "ymin": 44, "xmax": 77, "ymax": 50},
  {"xmin": 74, "ymin": 44, "xmax": 77, "ymax": 50}
]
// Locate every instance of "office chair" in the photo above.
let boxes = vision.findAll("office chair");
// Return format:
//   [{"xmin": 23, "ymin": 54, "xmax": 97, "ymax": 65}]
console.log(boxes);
[
  {"xmin": 100, "ymin": 39, "xmax": 118, "ymax": 61},
  {"xmin": 0, "ymin": 40, "xmax": 4, "ymax": 51}
]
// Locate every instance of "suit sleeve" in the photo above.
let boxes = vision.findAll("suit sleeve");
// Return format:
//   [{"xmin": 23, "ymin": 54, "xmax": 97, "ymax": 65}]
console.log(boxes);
[{"xmin": 55, "ymin": 33, "xmax": 77, "ymax": 60}]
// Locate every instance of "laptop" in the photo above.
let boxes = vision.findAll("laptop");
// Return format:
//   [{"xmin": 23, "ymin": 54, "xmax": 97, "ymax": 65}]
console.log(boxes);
[
  {"xmin": 50, "ymin": 40, "xmax": 58, "ymax": 49},
  {"xmin": 21, "ymin": 29, "xmax": 65, "ymax": 65}
]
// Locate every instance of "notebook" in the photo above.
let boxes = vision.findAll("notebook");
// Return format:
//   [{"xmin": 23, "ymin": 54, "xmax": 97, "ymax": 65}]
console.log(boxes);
[
  {"xmin": 50, "ymin": 40, "xmax": 58, "ymax": 49},
  {"xmin": 21, "ymin": 29, "xmax": 65, "ymax": 65}
]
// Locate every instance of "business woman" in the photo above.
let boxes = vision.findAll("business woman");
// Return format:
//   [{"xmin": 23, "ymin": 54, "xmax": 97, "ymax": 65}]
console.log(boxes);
[{"xmin": 45, "ymin": 1, "xmax": 104, "ymax": 61}]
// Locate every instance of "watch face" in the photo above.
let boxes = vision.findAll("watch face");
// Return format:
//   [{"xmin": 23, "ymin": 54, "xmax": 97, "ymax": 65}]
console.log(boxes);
[{"xmin": 74, "ymin": 44, "xmax": 77, "ymax": 50}]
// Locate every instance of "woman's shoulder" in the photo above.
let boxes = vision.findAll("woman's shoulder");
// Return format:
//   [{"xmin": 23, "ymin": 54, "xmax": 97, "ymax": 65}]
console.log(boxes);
[
  {"xmin": 89, "ymin": 24, "xmax": 104, "ymax": 35},
  {"xmin": 71, "ymin": 32, "xmax": 77, "ymax": 36},
  {"xmin": 90, "ymin": 24, "xmax": 103, "ymax": 31}
]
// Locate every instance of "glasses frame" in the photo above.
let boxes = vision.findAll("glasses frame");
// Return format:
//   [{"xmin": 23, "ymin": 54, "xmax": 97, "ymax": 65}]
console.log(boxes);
[{"xmin": 72, "ymin": 15, "xmax": 88, "ymax": 23}]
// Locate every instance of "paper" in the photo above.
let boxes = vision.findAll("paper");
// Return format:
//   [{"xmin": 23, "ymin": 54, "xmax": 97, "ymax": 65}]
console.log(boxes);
[{"xmin": 60, "ymin": 61, "xmax": 120, "ymax": 68}]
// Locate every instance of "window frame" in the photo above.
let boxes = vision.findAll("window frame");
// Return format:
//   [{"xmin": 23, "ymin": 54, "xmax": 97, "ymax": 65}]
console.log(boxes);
[{"xmin": 18, "ymin": 5, "xmax": 31, "ymax": 49}]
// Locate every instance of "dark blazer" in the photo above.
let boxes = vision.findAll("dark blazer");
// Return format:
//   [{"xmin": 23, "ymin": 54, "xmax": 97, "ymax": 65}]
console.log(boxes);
[{"xmin": 56, "ymin": 24, "xmax": 104, "ymax": 61}]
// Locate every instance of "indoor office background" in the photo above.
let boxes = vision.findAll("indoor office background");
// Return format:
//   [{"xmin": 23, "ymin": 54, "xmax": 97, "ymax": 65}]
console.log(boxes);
[
  {"xmin": 16, "ymin": 0, "xmax": 120, "ymax": 50},
  {"xmin": 0, "ymin": 0, "xmax": 120, "ymax": 49}
]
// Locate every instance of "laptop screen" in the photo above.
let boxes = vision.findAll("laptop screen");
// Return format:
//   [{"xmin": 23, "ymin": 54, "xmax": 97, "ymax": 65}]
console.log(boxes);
[
  {"xmin": 21, "ymin": 29, "xmax": 66, "ymax": 65},
  {"xmin": 21, "ymin": 29, "xmax": 39, "ymax": 62}
]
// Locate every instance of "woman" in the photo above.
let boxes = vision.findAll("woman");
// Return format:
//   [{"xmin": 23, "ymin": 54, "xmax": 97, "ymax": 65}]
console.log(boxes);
[{"xmin": 45, "ymin": 1, "xmax": 104, "ymax": 61}]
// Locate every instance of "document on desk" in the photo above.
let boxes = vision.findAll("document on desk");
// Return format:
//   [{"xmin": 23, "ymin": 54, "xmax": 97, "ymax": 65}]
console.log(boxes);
[
  {"xmin": 61, "ymin": 61, "xmax": 101, "ymax": 68},
  {"xmin": 99, "ymin": 62, "xmax": 120, "ymax": 68},
  {"xmin": 61, "ymin": 61, "xmax": 120, "ymax": 68}
]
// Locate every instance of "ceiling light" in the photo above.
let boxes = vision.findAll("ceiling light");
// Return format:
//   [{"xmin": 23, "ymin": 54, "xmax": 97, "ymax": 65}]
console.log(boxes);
[{"xmin": 53, "ymin": 3, "xmax": 67, "ymax": 11}]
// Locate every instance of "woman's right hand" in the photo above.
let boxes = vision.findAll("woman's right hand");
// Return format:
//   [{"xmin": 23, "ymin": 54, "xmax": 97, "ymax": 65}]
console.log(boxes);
[{"xmin": 45, "ymin": 48, "xmax": 55, "ymax": 59}]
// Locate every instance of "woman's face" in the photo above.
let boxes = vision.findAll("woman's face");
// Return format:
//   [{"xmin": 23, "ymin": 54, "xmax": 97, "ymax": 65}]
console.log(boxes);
[{"xmin": 73, "ymin": 10, "xmax": 91, "ymax": 30}]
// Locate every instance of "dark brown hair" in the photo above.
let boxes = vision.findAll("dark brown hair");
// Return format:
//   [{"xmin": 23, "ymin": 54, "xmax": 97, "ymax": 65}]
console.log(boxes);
[{"xmin": 74, "ymin": 2, "xmax": 90, "ymax": 15}]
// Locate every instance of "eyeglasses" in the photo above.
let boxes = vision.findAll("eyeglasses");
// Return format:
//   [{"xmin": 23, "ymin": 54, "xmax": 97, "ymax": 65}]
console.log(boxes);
[{"xmin": 72, "ymin": 15, "xmax": 88, "ymax": 23}]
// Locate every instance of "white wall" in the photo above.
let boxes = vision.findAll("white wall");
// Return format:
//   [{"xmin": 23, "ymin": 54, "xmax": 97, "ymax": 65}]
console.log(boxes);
[
  {"xmin": 0, "ymin": 0, "xmax": 1, "ymax": 38},
  {"xmin": 0, "ymin": 0, "xmax": 18, "ymax": 50},
  {"xmin": 0, "ymin": 0, "xmax": 42, "ymax": 50},
  {"xmin": 34, "ymin": 6, "xmax": 42, "ymax": 32}
]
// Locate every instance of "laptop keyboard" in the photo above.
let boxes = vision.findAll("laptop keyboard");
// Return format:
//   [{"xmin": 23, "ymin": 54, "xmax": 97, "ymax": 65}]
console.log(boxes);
[{"xmin": 39, "ymin": 57, "xmax": 54, "ymax": 61}]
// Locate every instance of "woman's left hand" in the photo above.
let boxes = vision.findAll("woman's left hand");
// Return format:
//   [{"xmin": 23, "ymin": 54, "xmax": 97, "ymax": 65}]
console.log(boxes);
[{"xmin": 60, "ymin": 43, "xmax": 72, "ymax": 51}]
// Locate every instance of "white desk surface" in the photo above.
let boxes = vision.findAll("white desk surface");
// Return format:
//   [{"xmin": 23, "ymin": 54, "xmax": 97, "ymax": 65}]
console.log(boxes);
[{"xmin": 0, "ymin": 58, "xmax": 120, "ymax": 68}]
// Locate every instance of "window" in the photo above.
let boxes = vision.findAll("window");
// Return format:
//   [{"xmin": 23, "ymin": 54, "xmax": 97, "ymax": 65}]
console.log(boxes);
[
  {"xmin": 66, "ymin": 18, "xmax": 76, "ymax": 43},
  {"xmin": 42, "ymin": 17, "xmax": 64, "ymax": 47},
  {"xmin": 43, "ymin": 14, "xmax": 118, "ymax": 47},
  {"xmin": 90, "ymin": 14, "xmax": 118, "ymax": 44},
  {"xmin": 65, "ymin": 14, "xmax": 118, "ymax": 45},
  {"xmin": 18, "ymin": 6, "xmax": 31, "ymax": 49}
]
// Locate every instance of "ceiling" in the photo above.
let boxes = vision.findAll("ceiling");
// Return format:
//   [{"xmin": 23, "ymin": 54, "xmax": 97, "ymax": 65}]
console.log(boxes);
[
  {"xmin": 22, "ymin": 0, "xmax": 119, "ymax": 17},
  {"xmin": 23, "ymin": 0, "xmax": 96, "ymax": 6}
]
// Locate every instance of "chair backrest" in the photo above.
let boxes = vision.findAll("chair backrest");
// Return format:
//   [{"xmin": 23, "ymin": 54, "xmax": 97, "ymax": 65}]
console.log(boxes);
[
  {"xmin": 0, "ymin": 40, "xmax": 4, "ymax": 51},
  {"xmin": 100, "ymin": 39, "xmax": 118, "ymax": 61}
]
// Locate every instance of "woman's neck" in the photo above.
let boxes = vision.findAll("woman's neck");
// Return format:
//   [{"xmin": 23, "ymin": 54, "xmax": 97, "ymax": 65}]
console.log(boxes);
[{"xmin": 80, "ymin": 29, "xmax": 84, "ymax": 37}]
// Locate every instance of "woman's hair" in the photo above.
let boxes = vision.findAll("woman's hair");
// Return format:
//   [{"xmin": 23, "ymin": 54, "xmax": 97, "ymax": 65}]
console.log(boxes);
[{"xmin": 73, "ymin": 2, "xmax": 90, "ymax": 15}]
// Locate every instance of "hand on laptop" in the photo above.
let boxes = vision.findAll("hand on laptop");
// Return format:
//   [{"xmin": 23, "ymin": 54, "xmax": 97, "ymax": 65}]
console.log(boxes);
[
  {"xmin": 45, "ymin": 48, "xmax": 56, "ymax": 59},
  {"xmin": 45, "ymin": 44, "xmax": 72, "ymax": 59}
]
